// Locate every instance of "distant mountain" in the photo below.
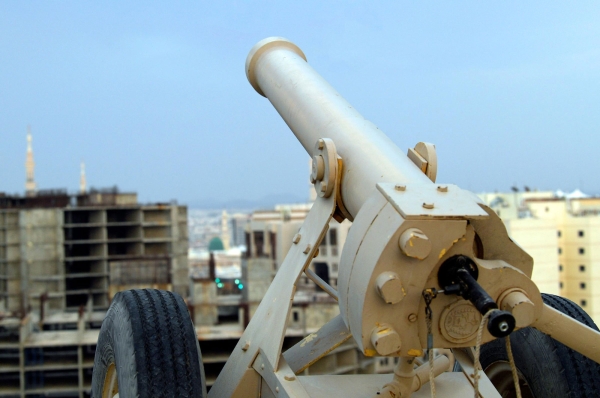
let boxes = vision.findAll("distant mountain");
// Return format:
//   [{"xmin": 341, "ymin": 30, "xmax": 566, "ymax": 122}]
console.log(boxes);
[{"xmin": 186, "ymin": 193, "xmax": 307, "ymax": 210}]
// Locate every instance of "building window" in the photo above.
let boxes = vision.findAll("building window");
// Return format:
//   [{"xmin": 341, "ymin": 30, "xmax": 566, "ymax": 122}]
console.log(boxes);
[
  {"xmin": 580, "ymin": 282, "xmax": 586, "ymax": 289},
  {"xmin": 332, "ymin": 263, "xmax": 338, "ymax": 272},
  {"xmin": 329, "ymin": 228, "xmax": 337, "ymax": 246},
  {"xmin": 579, "ymin": 230, "xmax": 584, "ymax": 237},
  {"xmin": 581, "ymin": 300, "xmax": 587, "ymax": 307},
  {"xmin": 254, "ymin": 231, "xmax": 264, "ymax": 257},
  {"xmin": 560, "ymin": 282, "xmax": 563, "ymax": 289},
  {"xmin": 559, "ymin": 265, "xmax": 563, "ymax": 272},
  {"xmin": 313, "ymin": 262, "xmax": 330, "ymax": 291},
  {"xmin": 558, "ymin": 230, "xmax": 562, "ymax": 237},
  {"xmin": 580, "ymin": 265, "xmax": 585, "ymax": 272},
  {"xmin": 558, "ymin": 248, "xmax": 562, "ymax": 255},
  {"xmin": 579, "ymin": 248, "xmax": 585, "ymax": 255}
]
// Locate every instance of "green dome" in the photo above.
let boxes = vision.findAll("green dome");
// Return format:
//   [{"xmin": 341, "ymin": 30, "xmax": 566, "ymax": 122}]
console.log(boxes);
[{"xmin": 208, "ymin": 237, "xmax": 225, "ymax": 251}]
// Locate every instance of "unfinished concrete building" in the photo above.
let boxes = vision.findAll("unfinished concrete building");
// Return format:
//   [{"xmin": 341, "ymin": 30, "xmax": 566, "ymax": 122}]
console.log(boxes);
[{"xmin": 0, "ymin": 189, "xmax": 188, "ymax": 397}]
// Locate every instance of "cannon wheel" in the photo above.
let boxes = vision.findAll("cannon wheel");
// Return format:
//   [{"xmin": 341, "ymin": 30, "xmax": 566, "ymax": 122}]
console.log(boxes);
[
  {"xmin": 92, "ymin": 289, "xmax": 206, "ymax": 398},
  {"xmin": 480, "ymin": 293, "xmax": 600, "ymax": 398}
]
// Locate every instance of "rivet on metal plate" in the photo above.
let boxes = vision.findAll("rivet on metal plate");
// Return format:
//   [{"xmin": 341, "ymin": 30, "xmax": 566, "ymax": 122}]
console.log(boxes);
[{"xmin": 303, "ymin": 244, "xmax": 312, "ymax": 254}]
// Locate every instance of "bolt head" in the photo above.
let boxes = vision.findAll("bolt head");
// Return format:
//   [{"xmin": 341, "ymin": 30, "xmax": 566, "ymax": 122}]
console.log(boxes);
[
  {"xmin": 311, "ymin": 155, "xmax": 325, "ymax": 182},
  {"xmin": 303, "ymin": 244, "xmax": 311, "ymax": 254},
  {"xmin": 370, "ymin": 325, "xmax": 402, "ymax": 356},
  {"xmin": 399, "ymin": 228, "xmax": 432, "ymax": 260},
  {"xmin": 408, "ymin": 313, "xmax": 418, "ymax": 323},
  {"xmin": 422, "ymin": 202, "xmax": 434, "ymax": 209},
  {"xmin": 376, "ymin": 272, "xmax": 405, "ymax": 304}
]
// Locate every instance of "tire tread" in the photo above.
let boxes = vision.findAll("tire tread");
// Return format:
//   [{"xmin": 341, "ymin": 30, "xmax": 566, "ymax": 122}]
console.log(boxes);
[
  {"xmin": 480, "ymin": 293, "xmax": 600, "ymax": 398},
  {"xmin": 92, "ymin": 289, "xmax": 204, "ymax": 398}
]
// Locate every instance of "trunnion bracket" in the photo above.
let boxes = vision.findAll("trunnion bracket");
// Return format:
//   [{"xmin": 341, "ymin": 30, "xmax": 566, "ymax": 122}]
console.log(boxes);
[{"xmin": 377, "ymin": 183, "xmax": 489, "ymax": 220}]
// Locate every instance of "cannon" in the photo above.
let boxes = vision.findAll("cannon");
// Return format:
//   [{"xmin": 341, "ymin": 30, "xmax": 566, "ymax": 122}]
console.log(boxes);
[{"xmin": 93, "ymin": 37, "xmax": 600, "ymax": 398}]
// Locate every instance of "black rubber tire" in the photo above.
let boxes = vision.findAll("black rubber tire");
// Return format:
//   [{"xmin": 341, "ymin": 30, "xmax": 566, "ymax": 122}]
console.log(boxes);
[
  {"xmin": 480, "ymin": 293, "xmax": 600, "ymax": 398},
  {"xmin": 92, "ymin": 289, "xmax": 206, "ymax": 398}
]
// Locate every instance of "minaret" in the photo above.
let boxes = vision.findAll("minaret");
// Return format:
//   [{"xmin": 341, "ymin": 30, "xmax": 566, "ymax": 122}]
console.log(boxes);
[
  {"xmin": 221, "ymin": 210, "xmax": 231, "ymax": 250},
  {"xmin": 25, "ymin": 125, "xmax": 37, "ymax": 197},
  {"xmin": 80, "ymin": 161, "xmax": 87, "ymax": 194}
]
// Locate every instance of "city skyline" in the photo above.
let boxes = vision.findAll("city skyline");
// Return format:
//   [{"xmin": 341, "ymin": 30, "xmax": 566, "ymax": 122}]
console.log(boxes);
[{"xmin": 2, "ymin": 2, "xmax": 599, "ymax": 204}]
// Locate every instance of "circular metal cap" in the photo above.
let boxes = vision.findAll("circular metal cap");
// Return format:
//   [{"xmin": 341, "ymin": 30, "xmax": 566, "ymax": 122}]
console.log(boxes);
[{"xmin": 245, "ymin": 37, "xmax": 307, "ymax": 97}]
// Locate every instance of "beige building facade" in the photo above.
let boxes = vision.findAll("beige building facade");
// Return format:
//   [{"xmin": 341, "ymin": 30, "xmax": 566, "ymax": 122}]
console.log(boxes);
[{"xmin": 479, "ymin": 190, "xmax": 600, "ymax": 322}]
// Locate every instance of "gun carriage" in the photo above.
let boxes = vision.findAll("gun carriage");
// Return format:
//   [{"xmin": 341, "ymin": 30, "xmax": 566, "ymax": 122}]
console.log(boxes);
[{"xmin": 93, "ymin": 37, "xmax": 600, "ymax": 398}]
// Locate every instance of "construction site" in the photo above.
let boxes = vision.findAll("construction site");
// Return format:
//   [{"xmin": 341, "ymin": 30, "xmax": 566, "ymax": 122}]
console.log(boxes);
[{"xmin": 0, "ymin": 186, "xmax": 189, "ymax": 397}]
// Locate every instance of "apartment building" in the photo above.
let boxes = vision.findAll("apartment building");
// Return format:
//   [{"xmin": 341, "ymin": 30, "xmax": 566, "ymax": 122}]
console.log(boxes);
[{"xmin": 479, "ymin": 189, "xmax": 600, "ymax": 321}]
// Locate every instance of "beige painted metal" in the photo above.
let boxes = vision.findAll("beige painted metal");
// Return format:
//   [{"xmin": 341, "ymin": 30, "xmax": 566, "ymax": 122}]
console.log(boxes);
[
  {"xmin": 398, "ymin": 227, "xmax": 432, "ymax": 260},
  {"xmin": 377, "ymin": 183, "xmax": 489, "ymax": 220},
  {"xmin": 377, "ymin": 354, "xmax": 453, "ymax": 397},
  {"xmin": 310, "ymin": 139, "xmax": 337, "ymax": 198},
  {"xmin": 370, "ymin": 324, "xmax": 403, "ymax": 356},
  {"xmin": 376, "ymin": 271, "xmax": 406, "ymax": 304},
  {"xmin": 298, "ymin": 373, "xmax": 482, "ymax": 398},
  {"xmin": 208, "ymin": 164, "xmax": 338, "ymax": 397},
  {"xmin": 533, "ymin": 303, "xmax": 600, "ymax": 364},
  {"xmin": 498, "ymin": 289, "xmax": 535, "ymax": 328},
  {"xmin": 253, "ymin": 349, "xmax": 311, "ymax": 398},
  {"xmin": 407, "ymin": 142, "xmax": 438, "ymax": 183},
  {"xmin": 304, "ymin": 266, "xmax": 338, "ymax": 301},
  {"xmin": 336, "ymin": 190, "xmax": 543, "ymax": 356},
  {"xmin": 217, "ymin": 36, "xmax": 600, "ymax": 398},
  {"xmin": 246, "ymin": 37, "xmax": 432, "ymax": 217},
  {"xmin": 283, "ymin": 315, "xmax": 351, "ymax": 374}
]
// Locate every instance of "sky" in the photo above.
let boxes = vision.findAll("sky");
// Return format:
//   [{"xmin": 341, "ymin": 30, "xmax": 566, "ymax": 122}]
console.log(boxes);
[{"xmin": 1, "ymin": 2, "xmax": 599, "ymax": 206}]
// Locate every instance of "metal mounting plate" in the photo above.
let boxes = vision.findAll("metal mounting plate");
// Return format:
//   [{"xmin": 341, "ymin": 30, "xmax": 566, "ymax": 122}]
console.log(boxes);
[
  {"xmin": 297, "ymin": 373, "xmax": 486, "ymax": 397},
  {"xmin": 377, "ymin": 183, "xmax": 489, "ymax": 220}
]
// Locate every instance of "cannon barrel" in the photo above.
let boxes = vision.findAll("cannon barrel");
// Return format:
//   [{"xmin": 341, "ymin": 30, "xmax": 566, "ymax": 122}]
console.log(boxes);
[{"xmin": 246, "ymin": 37, "xmax": 433, "ymax": 217}]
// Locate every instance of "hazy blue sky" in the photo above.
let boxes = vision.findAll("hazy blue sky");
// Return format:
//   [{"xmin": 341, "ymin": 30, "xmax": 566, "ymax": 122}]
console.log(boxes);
[{"xmin": 2, "ymin": 2, "xmax": 599, "ymax": 205}]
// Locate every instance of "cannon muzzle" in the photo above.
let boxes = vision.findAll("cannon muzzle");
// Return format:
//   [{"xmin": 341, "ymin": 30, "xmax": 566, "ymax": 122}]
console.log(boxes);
[{"xmin": 246, "ymin": 37, "xmax": 432, "ymax": 217}]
